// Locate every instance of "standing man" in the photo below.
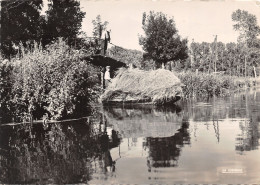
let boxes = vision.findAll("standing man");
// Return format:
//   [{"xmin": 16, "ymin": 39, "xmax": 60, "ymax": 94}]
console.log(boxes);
[{"xmin": 104, "ymin": 66, "xmax": 111, "ymax": 88}]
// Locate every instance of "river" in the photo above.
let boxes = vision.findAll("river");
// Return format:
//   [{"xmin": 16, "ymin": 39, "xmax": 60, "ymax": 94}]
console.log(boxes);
[{"xmin": 0, "ymin": 88, "xmax": 259, "ymax": 184}]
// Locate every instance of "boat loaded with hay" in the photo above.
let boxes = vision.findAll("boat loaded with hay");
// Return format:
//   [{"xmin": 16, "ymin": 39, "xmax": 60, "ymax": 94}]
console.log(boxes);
[{"xmin": 101, "ymin": 68, "xmax": 184, "ymax": 105}]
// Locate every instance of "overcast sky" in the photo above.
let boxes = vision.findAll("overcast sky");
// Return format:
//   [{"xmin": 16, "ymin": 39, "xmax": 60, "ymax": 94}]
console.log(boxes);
[{"xmin": 79, "ymin": 0, "xmax": 260, "ymax": 50}]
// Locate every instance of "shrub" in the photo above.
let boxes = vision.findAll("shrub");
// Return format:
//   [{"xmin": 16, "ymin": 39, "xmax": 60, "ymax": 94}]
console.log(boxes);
[
  {"xmin": 0, "ymin": 58, "xmax": 14, "ymax": 109},
  {"xmin": 5, "ymin": 39, "xmax": 101, "ymax": 121}
]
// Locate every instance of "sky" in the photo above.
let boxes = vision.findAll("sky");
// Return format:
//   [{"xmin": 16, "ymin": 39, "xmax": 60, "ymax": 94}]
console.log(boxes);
[{"xmin": 79, "ymin": 0, "xmax": 260, "ymax": 50}]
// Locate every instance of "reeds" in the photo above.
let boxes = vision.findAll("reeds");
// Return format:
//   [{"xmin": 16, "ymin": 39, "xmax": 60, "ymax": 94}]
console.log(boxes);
[
  {"xmin": 233, "ymin": 77, "xmax": 259, "ymax": 88},
  {"xmin": 177, "ymin": 71, "xmax": 244, "ymax": 98},
  {"xmin": 101, "ymin": 68, "xmax": 183, "ymax": 104}
]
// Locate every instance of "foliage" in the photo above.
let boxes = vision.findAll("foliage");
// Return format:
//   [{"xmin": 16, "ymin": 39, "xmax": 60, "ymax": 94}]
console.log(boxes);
[
  {"xmin": 177, "ymin": 71, "xmax": 247, "ymax": 98},
  {"xmin": 5, "ymin": 39, "xmax": 101, "ymax": 121},
  {"xmin": 92, "ymin": 15, "xmax": 109, "ymax": 38},
  {"xmin": 0, "ymin": 0, "xmax": 86, "ymax": 57},
  {"xmin": 179, "ymin": 10, "xmax": 260, "ymax": 77},
  {"xmin": 139, "ymin": 11, "xmax": 188, "ymax": 67},
  {"xmin": 141, "ymin": 58, "xmax": 157, "ymax": 70},
  {"xmin": 107, "ymin": 46, "xmax": 143, "ymax": 68},
  {"xmin": 232, "ymin": 9, "xmax": 260, "ymax": 48},
  {"xmin": 188, "ymin": 41, "xmax": 260, "ymax": 77},
  {"xmin": 0, "ymin": 0, "xmax": 44, "ymax": 57},
  {"xmin": 43, "ymin": 0, "xmax": 86, "ymax": 46},
  {"xmin": 0, "ymin": 58, "xmax": 14, "ymax": 109}
]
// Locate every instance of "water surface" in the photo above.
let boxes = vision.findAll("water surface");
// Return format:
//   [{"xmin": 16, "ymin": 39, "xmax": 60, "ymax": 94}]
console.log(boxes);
[{"xmin": 0, "ymin": 88, "xmax": 260, "ymax": 184}]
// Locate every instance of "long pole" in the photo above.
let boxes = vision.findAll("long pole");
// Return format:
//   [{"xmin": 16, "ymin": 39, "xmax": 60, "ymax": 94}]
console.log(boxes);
[
  {"xmin": 244, "ymin": 55, "xmax": 247, "ymax": 78},
  {"xmin": 214, "ymin": 35, "xmax": 218, "ymax": 73}
]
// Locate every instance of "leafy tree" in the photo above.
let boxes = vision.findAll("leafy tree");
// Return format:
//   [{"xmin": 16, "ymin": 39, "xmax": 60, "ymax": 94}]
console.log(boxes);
[
  {"xmin": 232, "ymin": 10, "xmax": 260, "ymax": 76},
  {"xmin": 225, "ymin": 42, "xmax": 237, "ymax": 75},
  {"xmin": 190, "ymin": 42, "xmax": 206, "ymax": 71},
  {"xmin": 0, "ymin": 0, "xmax": 43, "ymax": 57},
  {"xmin": 139, "ymin": 11, "xmax": 188, "ymax": 68},
  {"xmin": 43, "ymin": 0, "xmax": 85, "ymax": 46},
  {"xmin": 188, "ymin": 41, "xmax": 260, "ymax": 77},
  {"xmin": 92, "ymin": 15, "xmax": 109, "ymax": 38},
  {"xmin": 232, "ymin": 9, "xmax": 260, "ymax": 48},
  {"xmin": 90, "ymin": 15, "xmax": 110, "ymax": 55}
]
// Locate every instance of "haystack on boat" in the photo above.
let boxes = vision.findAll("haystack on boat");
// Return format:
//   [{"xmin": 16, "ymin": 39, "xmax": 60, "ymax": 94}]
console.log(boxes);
[{"xmin": 101, "ymin": 68, "xmax": 183, "ymax": 104}]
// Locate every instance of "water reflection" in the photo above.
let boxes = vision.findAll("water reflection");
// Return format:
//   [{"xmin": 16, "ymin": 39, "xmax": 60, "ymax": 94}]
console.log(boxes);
[
  {"xmin": 234, "ymin": 91, "xmax": 260, "ymax": 153},
  {"xmin": 145, "ymin": 121, "xmax": 190, "ymax": 169},
  {"xmin": 103, "ymin": 104, "xmax": 184, "ymax": 138},
  {"xmin": 236, "ymin": 118, "xmax": 260, "ymax": 153},
  {"xmin": 0, "ymin": 114, "xmax": 121, "ymax": 184},
  {"xmin": 103, "ymin": 104, "xmax": 190, "ymax": 170},
  {"xmin": 0, "ymin": 89, "xmax": 260, "ymax": 184},
  {"xmin": 181, "ymin": 89, "xmax": 260, "ymax": 155}
]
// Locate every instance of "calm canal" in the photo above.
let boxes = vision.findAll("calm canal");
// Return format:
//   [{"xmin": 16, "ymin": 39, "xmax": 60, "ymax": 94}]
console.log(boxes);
[{"xmin": 0, "ymin": 88, "xmax": 260, "ymax": 184}]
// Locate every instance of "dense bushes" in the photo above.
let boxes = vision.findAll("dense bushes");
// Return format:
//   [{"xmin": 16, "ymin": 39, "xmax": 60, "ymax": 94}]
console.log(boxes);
[
  {"xmin": 0, "ymin": 39, "xmax": 102, "ymax": 121},
  {"xmin": 0, "ymin": 58, "xmax": 14, "ymax": 110}
]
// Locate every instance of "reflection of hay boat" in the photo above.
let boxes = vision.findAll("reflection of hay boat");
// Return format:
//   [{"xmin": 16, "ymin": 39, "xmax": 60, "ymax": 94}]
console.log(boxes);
[
  {"xmin": 101, "ymin": 68, "xmax": 183, "ymax": 105},
  {"xmin": 103, "ymin": 105, "xmax": 183, "ymax": 138}
]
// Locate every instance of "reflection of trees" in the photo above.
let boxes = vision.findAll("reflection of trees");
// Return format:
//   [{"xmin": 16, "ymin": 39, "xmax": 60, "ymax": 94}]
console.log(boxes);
[
  {"xmin": 182, "ymin": 97, "xmax": 229, "ymax": 122},
  {"xmin": 0, "ymin": 113, "xmax": 121, "ymax": 184},
  {"xmin": 235, "ymin": 91, "xmax": 260, "ymax": 154},
  {"xmin": 181, "ymin": 90, "xmax": 260, "ymax": 153},
  {"xmin": 144, "ymin": 121, "xmax": 190, "ymax": 169},
  {"xmin": 181, "ymin": 93, "xmax": 257, "ymax": 122},
  {"xmin": 236, "ymin": 118, "xmax": 260, "ymax": 153}
]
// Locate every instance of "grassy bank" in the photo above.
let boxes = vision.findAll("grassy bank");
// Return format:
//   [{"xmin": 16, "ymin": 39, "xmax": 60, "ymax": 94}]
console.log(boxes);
[
  {"xmin": 0, "ymin": 39, "xmax": 101, "ymax": 121},
  {"xmin": 177, "ymin": 71, "xmax": 259, "ymax": 98}
]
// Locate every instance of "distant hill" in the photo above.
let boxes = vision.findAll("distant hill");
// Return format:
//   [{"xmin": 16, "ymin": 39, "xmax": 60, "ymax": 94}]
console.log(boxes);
[{"xmin": 107, "ymin": 46, "xmax": 143, "ymax": 68}]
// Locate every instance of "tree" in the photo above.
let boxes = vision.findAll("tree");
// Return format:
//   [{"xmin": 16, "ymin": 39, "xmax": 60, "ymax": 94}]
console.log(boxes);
[
  {"xmin": 43, "ymin": 0, "xmax": 85, "ymax": 46},
  {"xmin": 92, "ymin": 15, "xmax": 109, "ymax": 39},
  {"xmin": 232, "ymin": 9, "xmax": 260, "ymax": 48},
  {"xmin": 139, "ymin": 11, "xmax": 188, "ymax": 68},
  {"xmin": 232, "ymin": 9, "xmax": 260, "ymax": 77},
  {"xmin": 0, "ymin": 0, "xmax": 43, "ymax": 57},
  {"xmin": 190, "ymin": 42, "xmax": 211, "ymax": 72},
  {"xmin": 90, "ymin": 15, "xmax": 110, "ymax": 55}
]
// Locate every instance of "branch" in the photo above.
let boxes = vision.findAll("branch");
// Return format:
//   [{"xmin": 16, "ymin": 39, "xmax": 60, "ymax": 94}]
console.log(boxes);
[{"xmin": 1, "ymin": 0, "xmax": 28, "ymax": 11}]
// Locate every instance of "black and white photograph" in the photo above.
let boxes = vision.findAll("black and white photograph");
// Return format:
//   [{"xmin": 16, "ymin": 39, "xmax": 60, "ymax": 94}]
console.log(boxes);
[{"xmin": 0, "ymin": 0, "xmax": 260, "ymax": 184}]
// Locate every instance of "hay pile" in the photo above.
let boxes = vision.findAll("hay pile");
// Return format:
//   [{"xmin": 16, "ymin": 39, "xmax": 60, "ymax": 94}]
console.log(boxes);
[{"xmin": 101, "ymin": 68, "xmax": 183, "ymax": 104}]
